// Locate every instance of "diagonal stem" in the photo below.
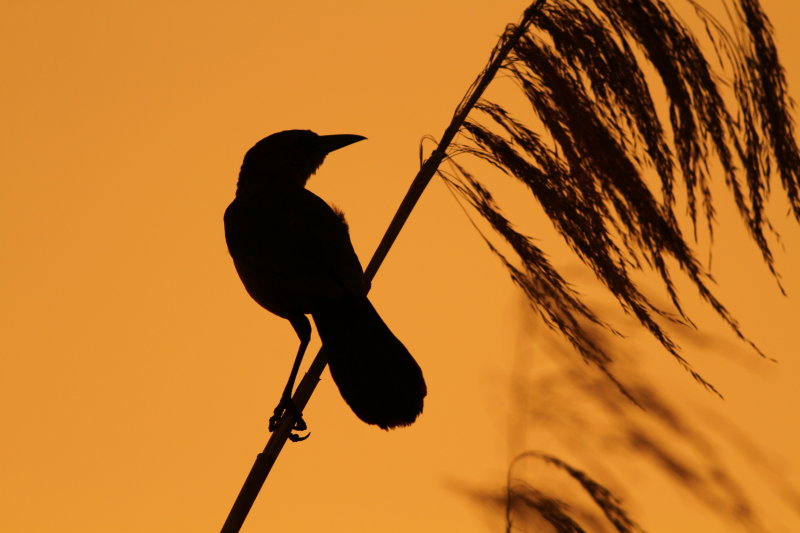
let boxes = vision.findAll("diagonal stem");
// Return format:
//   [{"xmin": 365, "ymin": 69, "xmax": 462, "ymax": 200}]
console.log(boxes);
[
  {"xmin": 219, "ymin": 3, "xmax": 545, "ymax": 532},
  {"xmin": 365, "ymin": 0, "xmax": 546, "ymax": 280}
]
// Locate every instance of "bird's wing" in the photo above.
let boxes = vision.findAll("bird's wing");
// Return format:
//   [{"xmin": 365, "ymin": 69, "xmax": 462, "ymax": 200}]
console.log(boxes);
[
  {"xmin": 291, "ymin": 189, "xmax": 365, "ymax": 295},
  {"xmin": 224, "ymin": 190, "xmax": 365, "ymax": 303}
]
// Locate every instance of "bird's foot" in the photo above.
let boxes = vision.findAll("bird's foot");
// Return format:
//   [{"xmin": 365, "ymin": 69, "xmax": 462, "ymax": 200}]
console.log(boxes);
[{"xmin": 268, "ymin": 397, "xmax": 310, "ymax": 442}]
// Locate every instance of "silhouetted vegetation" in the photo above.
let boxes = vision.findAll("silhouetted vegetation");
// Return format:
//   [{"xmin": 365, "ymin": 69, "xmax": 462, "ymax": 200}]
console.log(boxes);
[
  {"xmin": 222, "ymin": 2, "xmax": 798, "ymax": 530},
  {"xmin": 436, "ymin": 1, "xmax": 799, "ymax": 530},
  {"xmin": 441, "ymin": 0, "xmax": 798, "ymax": 392}
]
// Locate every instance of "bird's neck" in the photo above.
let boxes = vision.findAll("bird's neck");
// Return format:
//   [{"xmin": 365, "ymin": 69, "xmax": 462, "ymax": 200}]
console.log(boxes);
[{"xmin": 235, "ymin": 173, "xmax": 308, "ymax": 200}]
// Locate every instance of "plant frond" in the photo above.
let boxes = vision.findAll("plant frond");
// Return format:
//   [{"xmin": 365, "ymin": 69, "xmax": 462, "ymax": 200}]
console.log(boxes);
[
  {"xmin": 506, "ymin": 452, "xmax": 647, "ymax": 533},
  {"xmin": 446, "ymin": 0, "xmax": 796, "ymax": 390}
]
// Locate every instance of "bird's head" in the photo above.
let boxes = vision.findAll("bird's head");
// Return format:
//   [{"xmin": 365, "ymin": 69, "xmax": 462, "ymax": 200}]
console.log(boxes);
[{"xmin": 237, "ymin": 129, "xmax": 366, "ymax": 193}]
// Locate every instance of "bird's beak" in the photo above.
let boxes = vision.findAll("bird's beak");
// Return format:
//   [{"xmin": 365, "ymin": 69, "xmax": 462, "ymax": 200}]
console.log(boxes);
[{"xmin": 317, "ymin": 134, "xmax": 367, "ymax": 154}]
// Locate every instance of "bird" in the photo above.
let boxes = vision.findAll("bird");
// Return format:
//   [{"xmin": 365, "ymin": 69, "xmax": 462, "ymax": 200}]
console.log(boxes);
[{"xmin": 224, "ymin": 129, "xmax": 426, "ymax": 435}]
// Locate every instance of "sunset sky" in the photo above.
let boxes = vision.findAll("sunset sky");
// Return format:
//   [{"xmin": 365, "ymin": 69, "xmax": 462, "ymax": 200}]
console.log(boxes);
[{"xmin": 2, "ymin": 1, "xmax": 799, "ymax": 532}]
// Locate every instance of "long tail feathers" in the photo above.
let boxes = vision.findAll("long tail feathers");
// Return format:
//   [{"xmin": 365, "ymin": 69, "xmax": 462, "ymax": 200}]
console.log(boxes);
[{"xmin": 313, "ymin": 296, "xmax": 426, "ymax": 429}]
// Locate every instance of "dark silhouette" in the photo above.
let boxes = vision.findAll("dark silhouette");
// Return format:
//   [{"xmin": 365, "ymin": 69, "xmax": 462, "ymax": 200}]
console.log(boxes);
[
  {"xmin": 224, "ymin": 130, "xmax": 426, "ymax": 435},
  {"xmin": 218, "ymin": 6, "xmax": 544, "ymax": 527},
  {"xmin": 443, "ymin": 0, "xmax": 800, "ymax": 394},
  {"xmin": 219, "ymin": 2, "xmax": 799, "ymax": 531}
]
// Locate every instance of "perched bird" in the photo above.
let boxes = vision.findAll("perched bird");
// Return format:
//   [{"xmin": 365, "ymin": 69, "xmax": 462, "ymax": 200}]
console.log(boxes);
[{"xmin": 224, "ymin": 129, "xmax": 426, "ymax": 433}]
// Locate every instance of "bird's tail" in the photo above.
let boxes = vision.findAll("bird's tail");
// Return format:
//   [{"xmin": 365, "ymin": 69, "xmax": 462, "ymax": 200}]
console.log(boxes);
[{"xmin": 313, "ymin": 295, "xmax": 426, "ymax": 429}]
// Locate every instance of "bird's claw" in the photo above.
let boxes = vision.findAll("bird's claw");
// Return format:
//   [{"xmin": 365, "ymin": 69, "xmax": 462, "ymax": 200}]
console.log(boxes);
[
  {"xmin": 269, "ymin": 397, "xmax": 310, "ymax": 442},
  {"xmin": 288, "ymin": 430, "xmax": 310, "ymax": 442}
]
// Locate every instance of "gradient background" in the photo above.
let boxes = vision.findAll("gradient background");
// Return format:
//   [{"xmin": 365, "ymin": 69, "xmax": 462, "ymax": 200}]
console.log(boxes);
[{"xmin": 2, "ymin": 1, "xmax": 799, "ymax": 531}]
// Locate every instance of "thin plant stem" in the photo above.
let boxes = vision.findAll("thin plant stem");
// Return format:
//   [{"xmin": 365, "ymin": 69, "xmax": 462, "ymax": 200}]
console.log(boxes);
[{"xmin": 219, "ymin": 3, "xmax": 546, "ymax": 532}]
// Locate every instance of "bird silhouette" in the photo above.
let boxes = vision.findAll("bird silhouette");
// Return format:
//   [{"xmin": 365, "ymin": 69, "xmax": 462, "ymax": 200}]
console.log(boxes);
[{"xmin": 224, "ymin": 130, "xmax": 426, "ymax": 435}]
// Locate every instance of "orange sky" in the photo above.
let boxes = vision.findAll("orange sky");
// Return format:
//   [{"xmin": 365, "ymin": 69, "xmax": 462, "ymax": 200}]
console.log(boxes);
[{"xmin": 2, "ymin": 1, "xmax": 799, "ymax": 532}]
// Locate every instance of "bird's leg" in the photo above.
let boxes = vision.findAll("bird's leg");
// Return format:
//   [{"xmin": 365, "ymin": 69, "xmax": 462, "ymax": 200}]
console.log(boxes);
[
  {"xmin": 282, "ymin": 315, "xmax": 311, "ymax": 401},
  {"xmin": 268, "ymin": 314, "xmax": 311, "ymax": 441}
]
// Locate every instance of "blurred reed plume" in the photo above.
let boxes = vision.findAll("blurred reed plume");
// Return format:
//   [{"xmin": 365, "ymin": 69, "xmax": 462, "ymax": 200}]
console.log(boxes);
[
  {"xmin": 441, "ymin": 0, "xmax": 799, "ymax": 392},
  {"xmin": 466, "ymin": 301, "xmax": 800, "ymax": 531},
  {"xmin": 502, "ymin": 452, "xmax": 646, "ymax": 533}
]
